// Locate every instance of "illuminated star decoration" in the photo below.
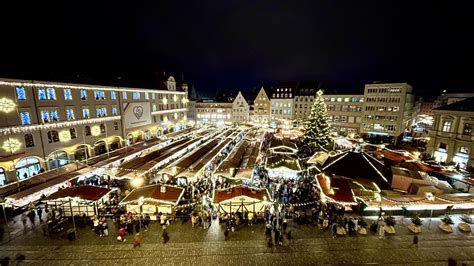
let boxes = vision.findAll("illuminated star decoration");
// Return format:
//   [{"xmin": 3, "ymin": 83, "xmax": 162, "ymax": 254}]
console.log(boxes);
[
  {"xmin": 0, "ymin": 98, "xmax": 16, "ymax": 113},
  {"xmin": 3, "ymin": 138, "xmax": 22, "ymax": 153}
]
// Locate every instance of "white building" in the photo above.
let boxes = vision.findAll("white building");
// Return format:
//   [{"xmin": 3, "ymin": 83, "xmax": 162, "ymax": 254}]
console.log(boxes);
[
  {"xmin": 252, "ymin": 87, "xmax": 271, "ymax": 127},
  {"xmin": 324, "ymin": 94, "xmax": 364, "ymax": 136},
  {"xmin": 270, "ymin": 82, "xmax": 296, "ymax": 127},
  {"xmin": 427, "ymin": 97, "xmax": 474, "ymax": 168},
  {"xmin": 361, "ymin": 82, "xmax": 414, "ymax": 138},
  {"xmin": 232, "ymin": 91, "xmax": 249, "ymax": 124}
]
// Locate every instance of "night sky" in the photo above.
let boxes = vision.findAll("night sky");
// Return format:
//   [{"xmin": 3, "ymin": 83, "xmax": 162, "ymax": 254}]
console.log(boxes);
[{"xmin": 0, "ymin": 1, "xmax": 472, "ymax": 97}]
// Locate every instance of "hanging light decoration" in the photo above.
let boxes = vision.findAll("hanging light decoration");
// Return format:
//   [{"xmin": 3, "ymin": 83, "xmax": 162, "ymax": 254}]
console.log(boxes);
[
  {"xmin": 0, "ymin": 98, "xmax": 16, "ymax": 113},
  {"xmin": 2, "ymin": 138, "xmax": 21, "ymax": 153}
]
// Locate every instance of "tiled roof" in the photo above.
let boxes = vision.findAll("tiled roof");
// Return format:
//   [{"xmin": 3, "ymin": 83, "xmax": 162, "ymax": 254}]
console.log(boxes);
[{"xmin": 43, "ymin": 185, "xmax": 112, "ymax": 201}]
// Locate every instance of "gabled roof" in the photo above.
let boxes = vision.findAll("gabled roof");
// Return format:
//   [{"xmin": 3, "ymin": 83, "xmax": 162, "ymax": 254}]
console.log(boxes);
[
  {"xmin": 120, "ymin": 184, "xmax": 184, "ymax": 206},
  {"xmin": 213, "ymin": 186, "xmax": 271, "ymax": 203},
  {"xmin": 435, "ymin": 97, "xmax": 474, "ymax": 112},
  {"xmin": 318, "ymin": 150, "xmax": 391, "ymax": 190},
  {"xmin": 43, "ymin": 186, "xmax": 112, "ymax": 201},
  {"xmin": 266, "ymin": 154, "xmax": 301, "ymax": 171}
]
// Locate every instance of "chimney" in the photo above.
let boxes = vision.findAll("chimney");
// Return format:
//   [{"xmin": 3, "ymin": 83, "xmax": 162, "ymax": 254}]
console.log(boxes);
[{"xmin": 160, "ymin": 186, "xmax": 166, "ymax": 193}]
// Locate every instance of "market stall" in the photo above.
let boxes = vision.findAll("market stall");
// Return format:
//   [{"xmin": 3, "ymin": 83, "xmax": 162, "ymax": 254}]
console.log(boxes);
[
  {"xmin": 265, "ymin": 154, "xmax": 301, "ymax": 179},
  {"xmin": 42, "ymin": 185, "xmax": 115, "ymax": 217},
  {"xmin": 213, "ymin": 185, "xmax": 272, "ymax": 214},
  {"xmin": 119, "ymin": 184, "xmax": 184, "ymax": 217}
]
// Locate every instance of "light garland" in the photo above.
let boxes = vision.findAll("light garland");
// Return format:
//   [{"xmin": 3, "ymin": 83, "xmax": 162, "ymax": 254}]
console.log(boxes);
[
  {"xmin": 152, "ymin": 108, "xmax": 187, "ymax": 116},
  {"xmin": 0, "ymin": 80, "xmax": 186, "ymax": 95},
  {"xmin": 362, "ymin": 153, "xmax": 389, "ymax": 182},
  {"xmin": 0, "ymin": 116, "xmax": 121, "ymax": 136}
]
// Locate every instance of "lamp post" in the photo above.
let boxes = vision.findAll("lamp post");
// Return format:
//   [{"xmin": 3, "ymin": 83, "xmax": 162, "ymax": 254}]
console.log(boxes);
[
  {"xmin": 69, "ymin": 197, "xmax": 77, "ymax": 239},
  {"xmin": 138, "ymin": 196, "xmax": 144, "ymax": 233}
]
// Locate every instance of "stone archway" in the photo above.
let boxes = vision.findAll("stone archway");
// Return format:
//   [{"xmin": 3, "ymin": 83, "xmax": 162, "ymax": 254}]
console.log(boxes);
[{"xmin": 47, "ymin": 150, "xmax": 69, "ymax": 170}]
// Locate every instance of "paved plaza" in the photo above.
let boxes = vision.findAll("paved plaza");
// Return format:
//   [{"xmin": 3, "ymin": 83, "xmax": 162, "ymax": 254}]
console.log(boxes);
[{"xmin": 1, "ymin": 215, "xmax": 473, "ymax": 265}]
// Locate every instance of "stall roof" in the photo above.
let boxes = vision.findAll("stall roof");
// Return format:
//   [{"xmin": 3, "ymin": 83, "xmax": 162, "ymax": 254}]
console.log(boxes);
[
  {"xmin": 319, "ymin": 150, "xmax": 391, "ymax": 190},
  {"xmin": 266, "ymin": 154, "xmax": 301, "ymax": 171},
  {"xmin": 269, "ymin": 138, "xmax": 298, "ymax": 154},
  {"xmin": 316, "ymin": 175, "xmax": 357, "ymax": 204},
  {"xmin": 375, "ymin": 149, "xmax": 414, "ymax": 163},
  {"xmin": 213, "ymin": 186, "xmax": 271, "ymax": 204},
  {"xmin": 214, "ymin": 140, "xmax": 250, "ymax": 178},
  {"xmin": 6, "ymin": 166, "xmax": 95, "ymax": 201},
  {"xmin": 235, "ymin": 141, "xmax": 261, "ymax": 179},
  {"xmin": 43, "ymin": 185, "xmax": 112, "ymax": 201},
  {"xmin": 120, "ymin": 184, "xmax": 184, "ymax": 205}
]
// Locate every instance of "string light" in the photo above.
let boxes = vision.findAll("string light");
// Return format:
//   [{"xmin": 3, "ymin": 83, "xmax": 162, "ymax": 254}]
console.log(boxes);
[
  {"xmin": 151, "ymin": 108, "xmax": 187, "ymax": 115},
  {"xmin": 0, "ymin": 116, "xmax": 121, "ymax": 136}
]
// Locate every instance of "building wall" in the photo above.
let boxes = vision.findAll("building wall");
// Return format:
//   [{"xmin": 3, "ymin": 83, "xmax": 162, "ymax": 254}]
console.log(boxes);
[
  {"xmin": 0, "ymin": 78, "xmax": 187, "ymax": 186},
  {"xmin": 427, "ymin": 110, "xmax": 474, "ymax": 168},
  {"xmin": 195, "ymin": 102, "xmax": 233, "ymax": 125},
  {"xmin": 361, "ymin": 83, "xmax": 414, "ymax": 137},
  {"xmin": 324, "ymin": 94, "xmax": 364, "ymax": 136},
  {"xmin": 252, "ymin": 87, "xmax": 271, "ymax": 126},
  {"xmin": 294, "ymin": 95, "xmax": 315, "ymax": 124},
  {"xmin": 232, "ymin": 92, "xmax": 249, "ymax": 124}
]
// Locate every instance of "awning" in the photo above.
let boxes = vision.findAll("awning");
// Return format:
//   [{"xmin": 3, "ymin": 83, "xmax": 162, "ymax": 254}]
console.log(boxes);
[
  {"xmin": 120, "ymin": 184, "xmax": 184, "ymax": 206},
  {"xmin": 43, "ymin": 185, "xmax": 113, "ymax": 202}
]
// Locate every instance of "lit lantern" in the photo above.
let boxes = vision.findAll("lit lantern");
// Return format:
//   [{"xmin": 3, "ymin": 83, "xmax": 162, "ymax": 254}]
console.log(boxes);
[
  {"xmin": 59, "ymin": 130, "xmax": 71, "ymax": 142},
  {"xmin": 0, "ymin": 98, "xmax": 16, "ymax": 113},
  {"xmin": 91, "ymin": 125, "xmax": 101, "ymax": 136},
  {"xmin": 2, "ymin": 138, "xmax": 21, "ymax": 153},
  {"xmin": 173, "ymin": 95, "xmax": 177, "ymax": 102}
]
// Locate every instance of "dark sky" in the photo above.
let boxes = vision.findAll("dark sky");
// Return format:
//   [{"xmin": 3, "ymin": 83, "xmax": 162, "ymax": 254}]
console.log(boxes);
[{"xmin": 0, "ymin": 1, "xmax": 472, "ymax": 97}]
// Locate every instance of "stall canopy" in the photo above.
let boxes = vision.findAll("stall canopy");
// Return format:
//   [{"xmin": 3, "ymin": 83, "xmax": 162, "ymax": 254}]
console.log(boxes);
[
  {"xmin": 265, "ymin": 154, "xmax": 301, "ymax": 178},
  {"xmin": 214, "ymin": 140, "xmax": 250, "ymax": 179},
  {"xmin": 312, "ymin": 150, "xmax": 392, "ymax": 190},
  {"xmin": 269, "ymin": 138, "xmax": 298, "ymax": 155},
  {"xmin": 120, "ymin": 184, "xmax": 184, "ymax": 206},
  {"xmin": 43, "ymin": 185, "xmax": 112, "ymax": 202},
  {"xmin": 213, "ymin": 185, "xmax": 271, "ymax": 213},
  {"xmin": 316, "ymin": 175, "xmax": 357, "ymax": 205},
  {"xmin": 235, "ymin": 141, "xmax": 261, "ymax": 180}
]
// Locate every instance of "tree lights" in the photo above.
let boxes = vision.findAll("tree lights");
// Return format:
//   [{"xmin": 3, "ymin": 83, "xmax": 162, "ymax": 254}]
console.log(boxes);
[{"xmin": 303, "ymin": 90, "xmax": 333, "ymax": 151}]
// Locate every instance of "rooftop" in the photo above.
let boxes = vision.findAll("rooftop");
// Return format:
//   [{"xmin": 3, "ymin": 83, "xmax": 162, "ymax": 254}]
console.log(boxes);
[{"xmin": 434, "ymin": 97, "xmax": 474, "ymax": 112}]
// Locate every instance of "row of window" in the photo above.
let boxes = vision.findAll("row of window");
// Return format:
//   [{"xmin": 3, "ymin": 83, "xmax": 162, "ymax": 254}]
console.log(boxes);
[
  {"xmin": 19, "ymin": 106, "xmax": 119, "ymax": 125},
  {"xmin": 295, "ymin": 96, "xmax": 315, "ymax": 102},
  {"xmin": 438, "ymin": 142, "xmax": 470, "ymax": 154},
  {"xmin": 197, "ymin": 114, "xmax": 231, "ymax": 119},
  {"xmin": 441, "ymin": 121, "xmax": 472, "ymax": 135},
  {"xmin": 272, "ymin": 93, "xmax": 293, "ymax": 98},
  {"xmin": 271, "ymin": 109, "xmax": 292, "ymax": 115},
  {"xmin": 327, "ymin": 105, "xmax": 363, "ymax": 112},
  {"xmin": 15, "ymin": 86, "xmax": 183, "ymax": 102},
  {"xmin": 328, "ymin": 116, "xmax": 362, "ymax": 124},
  {"xmin": 271, "ymin": 102, "xmax": 292, "ymax": 108},
  {"xmin": 325, "ymin": 97, "xmax": 363, "ymax": 103},
  {"xmin": 364, "ymin": 115, "xmax": 398, "ymax": 122},
  {"xmin": 365, "ymin": 97, "xmax": 401, "ymax": 103},
  {"xmin": 363, "ymin": 123, "xmax": 397, "ymax": 132},
  {"xmin": 365, "ymin": 106, "xmax": 400, "ymax": 112},
  {"xmin": 366, "ymin": 88, "xmax": 402, "ymax": 93}
]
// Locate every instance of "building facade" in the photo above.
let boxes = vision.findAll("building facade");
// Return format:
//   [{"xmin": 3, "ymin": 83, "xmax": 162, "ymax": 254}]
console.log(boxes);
[
  {"xmin": 324, "ymin": 94, "xmax": 364, "ymax": 136},
  {"xmin": 195, "ymin": 101, "xmax": 233, "ymax": 125},
  {"xmin": 270, "ymin": 83, "xmax": 296, "ymax": 127},
  {"xmin": 252, "ymin": 87, "xmax": 271, "ymax": 127},
  {"xmin": 293, "ymin": 82, "xmax": 320, "ymax": 126},
  {"xmin": 232, "ymin": 91, "xmax": 249, "ymax": 124},
  {"xmin": 427, "ymin": 97, "xmax": 474, "ymax": 169},
  {"xmin": 0, "ymin": 77, "xmax": 188, "ymax": 186},
  {"xmin": 361, "ymin": 82, "xmax": 414, "ymax": 138}
]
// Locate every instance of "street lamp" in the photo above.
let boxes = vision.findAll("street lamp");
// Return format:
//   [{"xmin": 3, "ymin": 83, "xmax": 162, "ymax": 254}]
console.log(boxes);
[{"xmin": 131, "ymin": 177, "xmax": 144, "ymax": 188}]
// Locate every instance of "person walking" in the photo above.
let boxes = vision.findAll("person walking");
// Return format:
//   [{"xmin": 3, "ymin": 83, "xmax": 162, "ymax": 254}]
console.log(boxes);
[
  {"xmin": 133, "ymin": 233, "xmax": 142, "ymax": 248},
  {"xmin": 27, "ymin": 210, "xmax": 36, "ymax": 227},
  {"xmin": 162, "ymin": 229, "xmax": 170, "ymax": 244},
  {"xmin": 21, "ymin": 214, "xmax": 28, "ymax": 230},
  {"xmin": 117, "ymin": 227, "xmax": 126, "ymax": 242},
  {"xmin": 36, "ymin": 208, "xmax": 43, "ymax": 223},
  {"xmin": 410, "ymin": 235, "xmax": 418, "ymax": 248}
]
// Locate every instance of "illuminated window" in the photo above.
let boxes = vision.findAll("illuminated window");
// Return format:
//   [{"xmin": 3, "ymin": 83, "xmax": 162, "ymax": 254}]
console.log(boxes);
[
  {"xmin": 64, "ymin": 89, "xmax": 73, "ymax": 100},
  {"xmin": 82, "ymin": 108, "xmax": 90, "ymax": 119},
  {"xmin": 70, "ymin": 128, "xmax": 77, "ymax": 139},
  {"xmin": 47, "ymin": 130, "xmax": 60, "ymax": 143},
  {"xmin": 47, "ymin": 88, "xmax": 56, "ymax": 100},
  {"xmin": 111, "ymin": 91, "xmax": 117, "ymax": 100},
  {"xmin": 38, "ymin": 88, "xmax": 47, "ymax": 100},
  {"xmin": 442, "ymin": 121, "xmax": 452, "ymax": 132},
  {"xmin": 460, "ymin": 146, "xmax": 469, "ymax": 154},
  {"xmin": 463, "ymin": 123, "xmax": 472, "ymax": 135},
  {"xmin": 122, "ymin": 91, "xmax": 127, "ymax": 100},
  {"xmin": 100, "ymin": 123, "xmax": 106, "ymax": 133},
  {"xmin": 112, "ymin": 106, "xmax": 118, "ymax": 116},
  {"xmin": 20, "ymin": 112, "xmax": 31, "ymax": 125},
  {"xmin": 0, "ymin": 167, "xmax": 6, "ymax": 186},
  {"xmin": 51, "ymin": 110, "xmax": 59, "ymax": 121},
  {"xmin": 16, "ymin": 86, "xmax": 26, "ymax": 100},
  {"xmin": 40, "ymin": 111, "xmax": 50, "ymax": 123},
  {"xmin": 80, "ymin": 89, "xmax": 87, "ymax": 100},
  {"xmin": 66, "ymin": 109, "xmax": 75, "ymax": 120},
  {"xmin": 145, "ymin": 92, "xmax": 149, "ymax": 100},
  {"xmin": 132, "ymin": 92, "xmax": 140, "ymax": 100}
]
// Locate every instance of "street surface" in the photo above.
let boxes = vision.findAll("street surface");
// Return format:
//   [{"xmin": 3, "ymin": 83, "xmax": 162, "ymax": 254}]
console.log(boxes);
[{"xmin": 1, "ymin": 214, "xmax": 473, "ymax": 265}]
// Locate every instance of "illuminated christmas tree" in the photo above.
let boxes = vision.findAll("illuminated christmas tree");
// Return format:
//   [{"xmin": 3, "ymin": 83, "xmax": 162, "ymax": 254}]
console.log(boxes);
[{"xmin": 303, "ymin": 90, "xmax": 332, "ymax": 151}]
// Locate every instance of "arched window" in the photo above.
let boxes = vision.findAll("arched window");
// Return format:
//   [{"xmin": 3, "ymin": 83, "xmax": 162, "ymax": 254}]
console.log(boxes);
[
  {"xmin": 0, "ymin": 167, "xmax": 6, "ymax": 186},
  {"xmin": 100, "ymin": 123, "xmax": 106, "ymax": 133},
  {"xmin": 85, "ymin": 126, "xmax": 91, "ymax": 136},
  {"xmin": 47, "ymin": 130, "xmax": 60, "ymax": 143},
  {"xmin": 16, "ymin": 157, "xmax": 41, "ymax": 180},
  {"xmin": 24, "ymin": 133, "xmax": 35, "ymax": 148}
]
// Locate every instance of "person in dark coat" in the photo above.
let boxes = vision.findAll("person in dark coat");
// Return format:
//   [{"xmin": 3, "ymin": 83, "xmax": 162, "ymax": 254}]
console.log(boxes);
[
  {"xmin": 332, "ymin": 223, "xmax": 337, "ymax": 238},
  {"xmin": 411, "ymin": 235, "xmax": 418, "ymax": 248},
  {"xmin": 27, "ymin": 210, "xmax": 36, "ymax": 227},
  {"xmin": 274, "ymin": 229, "xmax": 280, "ymax": 246},
  {"xmin": 126, "ymin": 220, "xmax": 134, "ymax": 235},
  {"xmin": 162, "ymin": 229, "xmax": 170, "ymax": 244},
  {"xmin": 36, "ymin": 208, "xmax": 43, "ymax": 223}
]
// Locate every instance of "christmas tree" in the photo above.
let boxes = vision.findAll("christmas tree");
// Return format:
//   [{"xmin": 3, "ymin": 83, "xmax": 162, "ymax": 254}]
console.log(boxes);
[{"xmin": 303, "ymin": 90, "xmax": 332, "ymax": 151}]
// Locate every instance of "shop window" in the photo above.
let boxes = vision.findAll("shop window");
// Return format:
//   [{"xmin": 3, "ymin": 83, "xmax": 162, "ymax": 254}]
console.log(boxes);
[
  {"xmin": 460, "ymin": 146, "xmax": 469, "ymax": 154},
  {"xmin": 0, "ymin": 167, "xmax": 6, "ymax": 186},
  {"xmin": 442, "ymin": 121, "xmax": 452, "ymax": 132},
  {"xmin": 24, "ymin": 133, "xmax": 35, "ymax": 148},
  {"xmin": 16, "ymin": 86, "xmax": 26, "ymax": 100}
]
